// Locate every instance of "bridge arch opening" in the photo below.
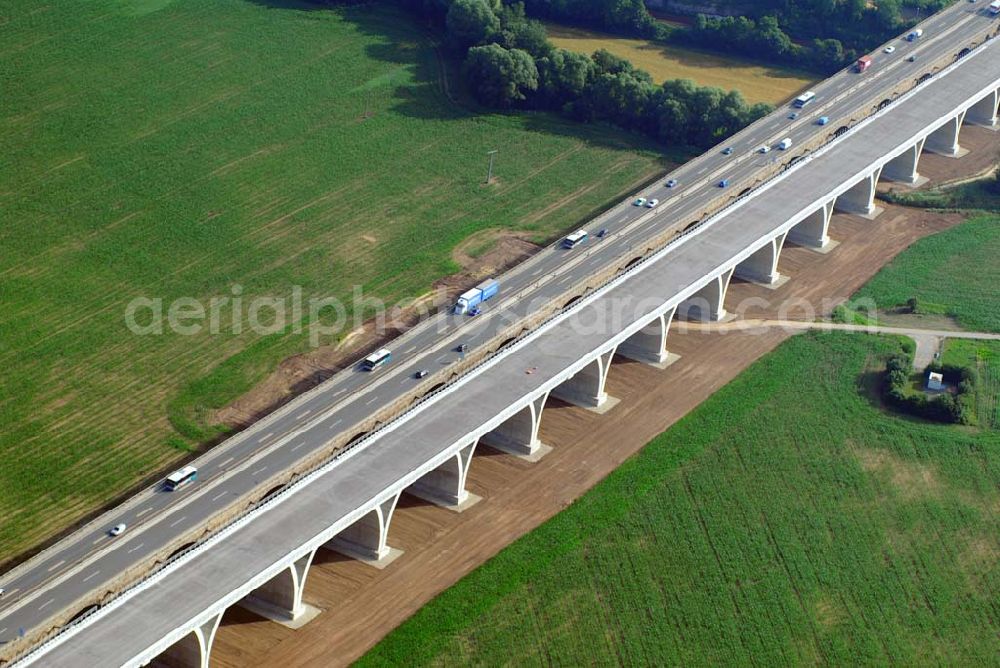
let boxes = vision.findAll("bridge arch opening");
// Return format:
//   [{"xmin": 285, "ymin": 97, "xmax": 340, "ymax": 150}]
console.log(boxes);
[
  {"xmin": 834, "ymin": 126, "xmax": 849, "ymax": 138},
  {"xmin": 877, "ymin": 98, "xmax": 891, "ymax": 110},
  {"xmin": 166, "ymin": 541, "xmax": 198, "ymax": 563},
  {"xmin": 917, "ymin": 73, "xmax": 932, "ymax": 83},
  {"xmin": 957, "ymin": 47, "xmax": 971, "ymax": 59},
  {"xmin": 495, "ymin": 334, "xmax": 521, "ymax": 352},
  {"xmin": 738, "ymin": 187, "xmax": 752, "ymax": 198},
  {"xmin": 622, "ymin": 256, "xmax": 643, "ymax": 272},
  {"xmin": 259, "ymin": 484, "xmax": 286, "ymax": 505},
  {"xmin": 562, "ymin": 294, "xmax": 583, "ymax": 309},
  {"xmin": 346, "ymin": 431, "xmax": 369, "ymax": 447},
  {"xmin": 423, "ymin": 382, "xmax": 446, "ymax": 397},
  {"xmin": 67, "ymin": 604, "xmax": 100, "ymax": 626},
  {"xmin": 683, "ymin": 220, "xmax": 700, "ymax": 233}
]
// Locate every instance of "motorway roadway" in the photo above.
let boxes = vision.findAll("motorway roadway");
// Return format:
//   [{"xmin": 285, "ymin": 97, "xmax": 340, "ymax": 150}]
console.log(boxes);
[{"xmin": 0, "ymin": 0, "xmax": 996, "ymax": 651}]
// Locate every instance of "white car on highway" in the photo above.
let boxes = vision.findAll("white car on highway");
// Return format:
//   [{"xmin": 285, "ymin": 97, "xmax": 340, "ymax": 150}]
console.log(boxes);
[
  {"xmin": 633, "ymin": 197, "xmax": 647, "ymax": 206},
  {"xmin": 645, "ymin": 198, "xmax": 659, "ymax": 208},
  {"xmin": 884, "ymin": 45, "xmax": 896, "ymax": 54},
  {"xmin": 109, "ymin": 523, "xmax": 127, "ymax": 537},
  {"xmin": 758, "ymin": 145, "xmax": 770, "ymax": 154}
]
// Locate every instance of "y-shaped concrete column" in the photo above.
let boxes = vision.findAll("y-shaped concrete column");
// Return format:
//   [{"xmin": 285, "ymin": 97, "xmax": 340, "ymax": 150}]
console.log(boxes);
[
  {"xmin": 735, "ymin": 232, "xmax": 788, "ymax": 285},
  {"xmin": 834, "ymin": 166, "xmax": 883, "ymax": 218},
  {"xmin": 678, "ymin": 268, "xmax": 734, "ymax": 321},
  {"xmin": 964, "ymin": 88, "xmax": 998, "ymax": 129},
  {"xmin": 481, "ymin": 392, "xmax": 549, "ymax": 458},
  {"xmin": 152, "ymin": 612, "xmax": 222, "ymax": 668},
  {"xmin": 407, "ymin": 441, "xmax": 479, "ymax": 511},
  {"xmin": 882, "ymin": 138, "xmax": 926, "ymax": 185},
  {"xmin": 240, "ymin": 548, "xmax": 318, "ymax": 625},
  {"xmin": 325, "ymin": 492, "xmax": 402, "ymax": 567},
  {"xmin": 617, "ymin": 307, "xmax": 677, "ymax": 366},
  {"xmin": 924, "ymin": 110, "xmax": 967, "ymax": 157},
  {"xmin": 551, "ymin": 347, "xmax": 618, "ymax": 410},
  {"xmin": 788, "ymin": 200, "xmax": 834, "ymax": 250}
]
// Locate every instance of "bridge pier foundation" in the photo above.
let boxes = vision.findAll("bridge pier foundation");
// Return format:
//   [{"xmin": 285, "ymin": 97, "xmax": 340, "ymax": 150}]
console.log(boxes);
[
  {"xmin": 678, "ymin": 268, "xmax": 734, "ymax": 322},
  {"xmin": 407, "ymin": 441, "xmax": 479, "ymax": 510},
  {"xmin": 964, "ymin": 88, "xmax": 998, "ymax": 129},
  {"xmin": 152, "ymin": 613, "xmax": 222, "ymax": 668},
  {"xmin": 835, "ymin": 166, "xmax": 883, "ymax": 218},
  {"xmin": 735, "ymin": 232, "xmax": 787, "ymax": 285},
  {"xmin": 882, "ymin": 138, "xmax": 926, "ymax": 184},
  {"xmin": 325, "ymin": 493, "xmax": 402, "ymax": 566},
  {"xmin": 617, "ymin": 307, "xmax": 676, "ymax": 366},
  {"xmin": 240, "ymin": 549, "xmax": 318, "ymax": 624},
  {"xmin": 551, "ymin": 348, "xmax": 617, "ymax": 410},
  {"xmin": 481, "ymin": 393, "xmax": 549, "ymax": 458},
  {"xmin": 788, "ymin": 201, "xmax": 834, "ymax": 249},
  {"xmin": 924, "ymin": 110, "xmax": 967, "ymax": 156}
]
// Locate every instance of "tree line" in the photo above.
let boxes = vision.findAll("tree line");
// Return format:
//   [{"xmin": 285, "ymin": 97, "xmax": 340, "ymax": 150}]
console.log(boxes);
[{"xmin": 403, "ymin": 0, "xmax": 771, "ymax": 150}]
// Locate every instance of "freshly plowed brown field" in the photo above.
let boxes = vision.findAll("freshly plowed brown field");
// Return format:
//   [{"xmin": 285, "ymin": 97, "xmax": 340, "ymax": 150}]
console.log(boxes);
[{"xmin": 208, "ymin": 127, "xmax": 999, "ymax": 668}]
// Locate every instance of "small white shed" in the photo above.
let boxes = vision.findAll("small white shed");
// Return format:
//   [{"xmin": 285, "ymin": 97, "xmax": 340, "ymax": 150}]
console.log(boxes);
[{"xmin": 927, "ymin": 371, "xmax": 945, "ymax": 391}]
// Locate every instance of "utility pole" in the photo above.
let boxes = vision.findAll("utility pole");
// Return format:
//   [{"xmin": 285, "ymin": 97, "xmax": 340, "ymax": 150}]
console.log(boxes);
[{"xmin": 485, "ymin": 149, "xmax": 498, "ymax": 184}]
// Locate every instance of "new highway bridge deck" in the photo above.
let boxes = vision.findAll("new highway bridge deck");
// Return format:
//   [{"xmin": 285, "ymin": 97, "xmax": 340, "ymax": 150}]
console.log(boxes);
[{"xmin": 2, "ymin": 3, "xmax": 999, "ymax": 664}]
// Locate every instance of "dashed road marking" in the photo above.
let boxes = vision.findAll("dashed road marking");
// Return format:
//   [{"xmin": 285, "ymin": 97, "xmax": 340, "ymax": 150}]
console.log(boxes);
[
  {"xmin": 251, "ymin": 466, "xmax": 268, "ymax": 476},
  {"xmin": 259, "ymin": 432, "xmax": 274, "ymax": 442},
  {"xmin": 295, "ymin": 409, "xmax": 311, "ymax": 419},
  {"xmin": 82, "ymin": 571, "xmax": 100, "ymax": 583},
  {"xmin": 364, "ymin": 396, "xmax": 378, "ymax": 405},
  {"xmin": 136, "ymin": 507, "xmax": 153, "ymax": 518},
  {"xmin": 290, "ymin": 441, "xmax": 305, "ymax": 452},
  {"xmin": 46, "ymin": 560, "xmax": 65, "ymax": 572},
  {"xmin": 329, "ymin": 418, "xmax": 342, "ymax": 429},
  {"xmin": 91, "ymin": 536, "xmax": 105, "ymax": 545},
  {"xmin": 168, "ymin": 516, "xmax": 187, "ymax": 528},
  {"xmin": 211, "ymin": 491, "xmax": 228, "ymax": 502},
  {"xmin": 127, "ymin": 543, "xmax": 144, "ymax": 554},
  {"xmin": 38, "ymin": 598, "xmax": 54, "ymax": 611},
  {"xmin": 218, "ymin": 456, "xmax": 234, "ymax": 468}
]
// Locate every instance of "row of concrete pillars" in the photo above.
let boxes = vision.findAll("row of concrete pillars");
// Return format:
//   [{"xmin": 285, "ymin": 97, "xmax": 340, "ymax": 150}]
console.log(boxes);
[{"xmin": 151, "ymin": 86, "xmax": 998, "ymax": 668}]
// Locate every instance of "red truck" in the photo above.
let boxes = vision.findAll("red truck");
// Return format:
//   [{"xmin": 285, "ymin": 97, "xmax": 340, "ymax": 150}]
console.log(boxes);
[{"xmin": 856, "ymin": 55, "xmax": 873, "ymax": 73}]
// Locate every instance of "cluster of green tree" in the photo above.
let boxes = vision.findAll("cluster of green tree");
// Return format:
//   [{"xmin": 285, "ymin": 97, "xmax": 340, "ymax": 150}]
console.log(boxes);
[
  {"xmin": 518, "ymin": 0, "xmax": 660, "ymax": 38},
  {"xmin": 681, "ymin": 7, "xmax": 898, "ymax": 74},
  {"xmin": 883, "ymin": 352, "xmax": 977, "ymax": 425},
  {"xmin": 419, "ymin": 0, "xmax": 771, "ymax": 147}
]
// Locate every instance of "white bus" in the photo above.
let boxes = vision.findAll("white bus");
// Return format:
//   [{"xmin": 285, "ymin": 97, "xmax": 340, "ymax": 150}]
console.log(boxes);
[
  {"xmin": 793, "ymin": 91, "xmax": 816, "ymax": 108},
  {"xmin": 362, "ymin": 348, "xmax": 392, "ymax": 371},
  {"xmin": 165, "ymin": 466, "xmax": 198, "ymax": 491},
  {"xmin": 562, "ymin": 230, "xmax": 588, "ymax": 249}
]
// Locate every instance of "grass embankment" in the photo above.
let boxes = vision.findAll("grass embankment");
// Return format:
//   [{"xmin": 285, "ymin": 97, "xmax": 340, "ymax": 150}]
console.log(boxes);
[
  {"xmin": 853, "ymin": 214, "xmax": 1000, "ymax": 332},
  {"xmin": 362, "ymin": 331, "xmax": 1000, "ymax": 665},
  {"xmin": 546, "ymin": 23, "xmax": 815, "ymax": 105},
  {"xmin": 0, "ymin": 0, "xmax": 664, "ymax": 561}
]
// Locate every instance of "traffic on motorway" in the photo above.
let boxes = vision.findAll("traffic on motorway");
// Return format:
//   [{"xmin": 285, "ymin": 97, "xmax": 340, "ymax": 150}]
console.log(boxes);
[{"xmin": 1, "ymin": 0, "xmax": 996, "ymax": 653}]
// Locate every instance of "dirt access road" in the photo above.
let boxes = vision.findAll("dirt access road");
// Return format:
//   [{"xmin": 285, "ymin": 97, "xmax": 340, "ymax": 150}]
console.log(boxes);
[{"xmin": 207, "ymin": 126, "xmax": 997, "ymax": 668}]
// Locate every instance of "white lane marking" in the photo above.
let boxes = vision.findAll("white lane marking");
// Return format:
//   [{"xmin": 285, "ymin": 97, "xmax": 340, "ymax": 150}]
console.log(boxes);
[
  {"xmin": 1, "ymin": 589, "xmax": 19, "ymax": 598},
  {"xmin": 218, "ymin": 456, "xmax": 234, "ymax": 468},
  {"xmin": 259, "ymin": 432, "xmax": 274, "ymax": 442},
  {"xmin": 290, "ymin": 441, "xmax": 305, "ymax": 452},
  {"xmin": 82, "ymin": 571, "xmax": 100, "ymax": 583},
  {"xmin": 436, "ymin": 355, "xmax": 449, "ymax": 364},
  {"xmin": 211, "ymin": 490, "xmax": 228, "ymax": 502},
  {"xmin": 46, "ymin": 560, "xmax": 65, "ymax": 572},
  {"xmin": 403, "ymin": 346, "xmax": 417, "ymax": 354},
  {"xmin": 38, "ymin": 598, "xmax": 53, "ymax": 611},
  {"xmin": 364, "ymin": 395, "xmax": 379, "ymax": 405},
  {"xmin": 251, "ymin": 466, "xmax": 268, "ymax": 476},
  {"xmin": 168, "ymin": 516, "xmax": 187, "ymax": 528},
  {"xmin": 127, "ymin": 543, "xmax": 144, "ymax": 554},
  {"xmin": 328, "ymin": 418, "xmax": 342, "ymax": 429},
  {"xmin": 91, "ymin": 536, "xmax": 105, "ymax": 546},
  {"xmin": 0, "ymin": 628, "xmax": 6, "ymax": 636},
  {"xmin": 295, "ymin": 409, "xmax": 311, "ymax": 419},
  {"xmin": 332, "ymin": 389, "xmax": 346, "ymax": 397},
  {"xmin": 136, "ymin": 507, "xmax": 153, "ymax": 518}
]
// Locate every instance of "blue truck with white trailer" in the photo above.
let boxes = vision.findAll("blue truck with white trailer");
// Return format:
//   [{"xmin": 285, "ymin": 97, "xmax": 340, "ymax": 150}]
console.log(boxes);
[{"xmin": 454, "ymin": 278, "xmax": 499, "ymax": 315}]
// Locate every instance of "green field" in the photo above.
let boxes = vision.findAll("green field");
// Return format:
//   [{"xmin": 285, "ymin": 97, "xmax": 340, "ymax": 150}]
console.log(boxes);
[
  {"xmin": 853, "ymin": 214, "xmax": 1000, "ymax": 332},
  {"xmin": 546, "ymin": 23, "xmax": 814, "ymax": 106},
  {"xmin": 361, "ymin": 332, "xmax": 1000, "ymax": 665},
  {"xmin": 0, "ymin": 0, "xmax": 664, "ymax": 561}
]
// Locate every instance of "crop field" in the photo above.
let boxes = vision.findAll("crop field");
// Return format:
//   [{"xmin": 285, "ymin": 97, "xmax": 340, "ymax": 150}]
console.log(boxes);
[
  {"xmin": 546, "ymin": 24, "xmax": 815, "ymax": 105},
  {"xmin": 0, "ymin": 0, "xmax": 664, "ymax": 561},
  {"xmin": 854, "ymin": 214, "xmax": 1000, "ymax": 332},
  {"xmin": 361, "ymin": 332, "xmax": 1000, "ymax": 665},
  {"xmin": 943, "ymin": 339, "xmax": 1000, "ymax": 429}
]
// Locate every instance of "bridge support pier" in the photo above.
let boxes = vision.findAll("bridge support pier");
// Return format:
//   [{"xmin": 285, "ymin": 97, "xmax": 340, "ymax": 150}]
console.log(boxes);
[
  {"xmin": 924, "ymin": 110, "xmax": 967, "ymax": 156},
  {"xmin": 882, "ymin": 138, "xmax": 926, "ymax": 184},
  {"xmin": 152, "ymin": 613, "xmax": 222, "ymax": 668},
  {"xmin": 551, "ymin": 347, "xmax": 617, "ymax": 410},
  {"xmin": 617, "ymin": 307, "xmax": 676, "ymax": 366},
  {"xmin": 964, "ymin": 88, "xmax": 998, "ymax": 129},
  {"xmin": 678, "ymin": 268, "xmax": 734, "ymax": 321},
  {"xmin": 481, "ymin": 393, "xmax": 549, "ymax": 458},
  {"xmin": 407, "ymin": 441, "xmax": 478, "ymax": 510},
  {"xmin": 788, "ymin": 201, "xmax": 834, "ymax": 249},
  {"xmin": 735, "ymin": 232, "xmax": 787, "ymax": 285},
  {"xmin": 240, "ymin": 549, "xmax": 318, "ymax": 624},
  {"xmin": 835, "ymin": 166, "xmax": 883, "ymax": 218},
  {"xmin": 325, "ymin": 493, "xmax": 401, "ymax": 566}
]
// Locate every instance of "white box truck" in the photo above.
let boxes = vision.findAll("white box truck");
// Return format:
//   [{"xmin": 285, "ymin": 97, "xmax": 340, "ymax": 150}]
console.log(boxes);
[{"xmin": 778, "ymin": 138, "xmax": 793, "ymax": 150}]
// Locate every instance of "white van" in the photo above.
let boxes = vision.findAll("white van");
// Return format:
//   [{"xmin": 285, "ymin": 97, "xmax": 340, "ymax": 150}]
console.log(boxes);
[{"xmin": 778, "ymin": 138, "xmax": 793, "ymax": 150}]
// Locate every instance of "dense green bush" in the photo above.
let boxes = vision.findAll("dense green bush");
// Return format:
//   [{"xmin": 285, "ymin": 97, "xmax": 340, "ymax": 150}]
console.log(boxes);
[{"xmin": 882, "ymin": 353, "xmax": 978, "ymax": 425}]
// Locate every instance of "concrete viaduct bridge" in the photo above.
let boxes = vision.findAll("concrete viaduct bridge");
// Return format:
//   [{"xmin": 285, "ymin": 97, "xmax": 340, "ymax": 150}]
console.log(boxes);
[
  {"xmin": 7, "ymin": 15, "xmax": 1000, "ymax": 668},
  {"xmin": 17, "ymin": 28, "xmax": 999, "ymax": 668}
]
